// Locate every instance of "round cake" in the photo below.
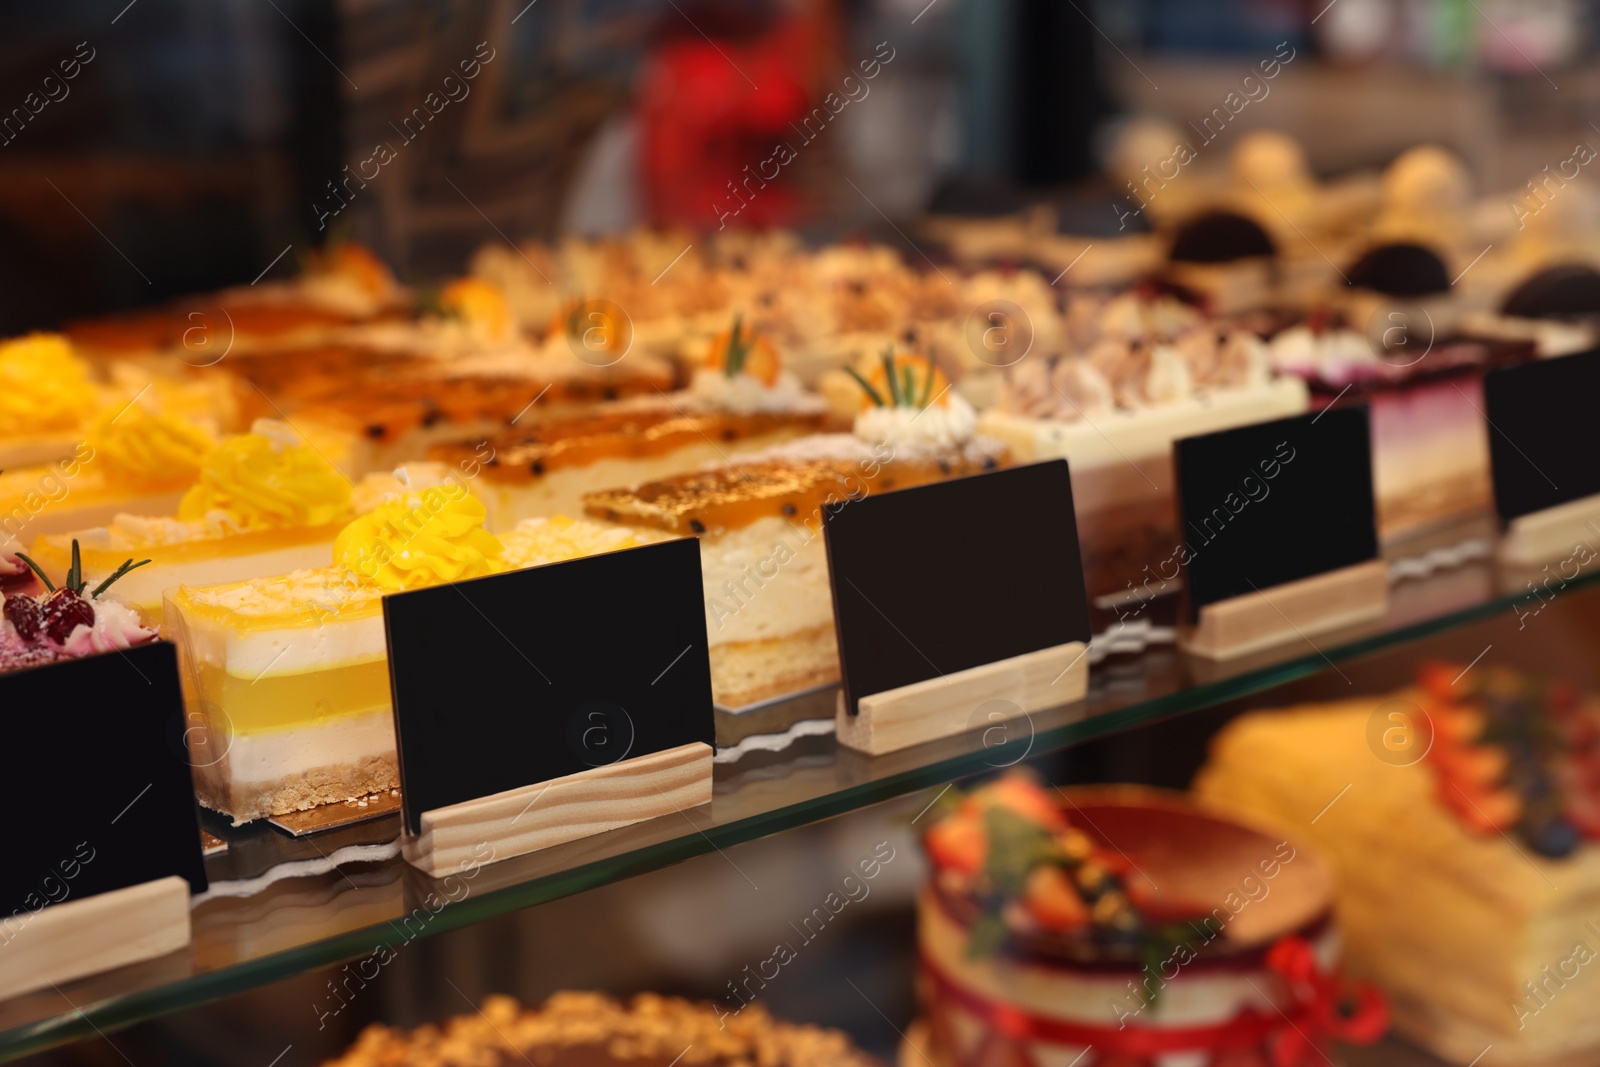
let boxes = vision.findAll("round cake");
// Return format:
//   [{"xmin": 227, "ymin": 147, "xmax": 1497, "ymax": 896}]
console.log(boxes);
[
  {"xmin": 909, "ymin": 774, "xmax": 1386, "ymax": 1067},
  {"xmin": 322, "ymin": 991, "xmax": 882, "ymax": 1067}
]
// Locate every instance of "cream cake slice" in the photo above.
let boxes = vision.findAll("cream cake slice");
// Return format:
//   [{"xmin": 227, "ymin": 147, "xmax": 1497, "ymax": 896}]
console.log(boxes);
[
  {"xmin": 25, "ymin": 421, "xmax": 361, "ymax": 623},
  {"xmin": 0, "ymin": 403, "xmax": 219, "ymax": 556},
  {"xmin": 585, "ymin": 354, "xmax": 1009, "ymax": 707},
  {"xmin": 978, "ymin": 307, "xmax": 1308, "ymax": 602},
  {"xmin": 1194, "ymin": 664, "xmax": 1600, "ymax": 1067},
  {"xmin": 165, "ymin": 490, "xmax": 654, "ymax": 824}
]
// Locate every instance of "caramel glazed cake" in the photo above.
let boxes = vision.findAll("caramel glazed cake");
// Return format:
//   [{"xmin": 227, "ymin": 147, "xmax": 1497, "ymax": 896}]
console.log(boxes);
[
  {"xmin": 321, "ymin": 992, "xmax": 883, "ymax": 1067},
  {"xmin": 585, "ymin": 365, "xmax": 1008, "ymax": 708}
]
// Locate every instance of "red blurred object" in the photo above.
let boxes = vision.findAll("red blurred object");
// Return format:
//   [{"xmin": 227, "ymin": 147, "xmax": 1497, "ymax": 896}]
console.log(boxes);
[{"xmin": 637, "ymin": 15, "xmax": 813, "ymax": 230}]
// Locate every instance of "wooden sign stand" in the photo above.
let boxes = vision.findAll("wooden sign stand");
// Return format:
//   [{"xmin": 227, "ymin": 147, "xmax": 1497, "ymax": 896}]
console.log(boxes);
[
  {"xmin": 834, "ymin": 640, "xmax": 1088, "ymax": 757},
  {"xmin": 1180, "ymin": 560, "xmax": 1388, "ymax": 661},
  {"xmin": 401, "ymin": 742, "xmax": 713, "ymax": 877},
  {"xmin": 1498, "ymin": 494, "xmax": 1600, "ymax": 568},
  {"xmin": 0, "ymin": 876, "xmax": 191, "ymax": 1000}
]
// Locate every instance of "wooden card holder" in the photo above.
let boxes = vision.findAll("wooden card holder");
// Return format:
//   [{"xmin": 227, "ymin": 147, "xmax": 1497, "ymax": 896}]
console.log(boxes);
[
  {"xmin": 1180, "ymin": 560, "xmax": 1388, "ymax": 661},
  {"xmin": 1498, "ymin": 493, "xmax": 1600, "ymax": 568},
  {"xmin": 0, "ymin": 876, "xmax": 191, "ymax": 1000},
  {"xmin": 401, "ymin": 742, "xmax": 713, "ymax": 877},
  {"xmin": 834, "ymin": 640, "xmax": 1088, "ymax": 757}
]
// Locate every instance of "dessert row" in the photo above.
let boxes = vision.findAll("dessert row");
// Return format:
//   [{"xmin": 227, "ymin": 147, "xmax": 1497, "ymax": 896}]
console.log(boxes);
[{"xmin": 2, "ymin": 141, "xmax": 1597, "ymax": 829}]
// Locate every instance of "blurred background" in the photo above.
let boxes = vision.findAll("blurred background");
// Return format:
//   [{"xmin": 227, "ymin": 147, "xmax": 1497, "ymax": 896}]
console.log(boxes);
[{"xmin": 4, "ymin": 0, "xmax": 1598, "ymax": 334}]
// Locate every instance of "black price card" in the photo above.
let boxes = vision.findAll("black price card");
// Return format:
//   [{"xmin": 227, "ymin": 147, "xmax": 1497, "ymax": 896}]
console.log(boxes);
[
  {"xmin": 1174, "ymin": 406, "xmax": 1378, "ymax": 624},
  {"xmin": 1484, "ymin": 349, "xmax": 1600, "ymax": 522},
  {"xmin": 824, "ymin": 460, "xmax": 1091, "ymax": 715},
  {"xmin": 385, "ymin": 538, "xmax": 715, "ymax": 835},
  {"xmin": 1, "ymin": 642, "xmax": 207, "ymax": 923}
]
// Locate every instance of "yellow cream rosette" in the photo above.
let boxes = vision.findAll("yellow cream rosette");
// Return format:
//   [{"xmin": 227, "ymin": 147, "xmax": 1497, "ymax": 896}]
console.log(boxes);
[
  {"xmin": 0, "ymin": 333, "xmax": 96, "ymax": 436},
  {"xmin": 179, "ymin": 422, "xmax": 351, "ymax": 530},
  {"xmin": 89, "ymin": 404, "xmax": 216, "ymax": 488},
  {"xmin": 334, "ymin": 482, "xmax": 503, "ymax": 591}
]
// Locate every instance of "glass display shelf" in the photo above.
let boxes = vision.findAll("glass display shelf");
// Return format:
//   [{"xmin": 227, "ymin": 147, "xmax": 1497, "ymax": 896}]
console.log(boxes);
[{"xmin": 0, "ymin": 514, "xmax": 1589, "ymax": 1060}]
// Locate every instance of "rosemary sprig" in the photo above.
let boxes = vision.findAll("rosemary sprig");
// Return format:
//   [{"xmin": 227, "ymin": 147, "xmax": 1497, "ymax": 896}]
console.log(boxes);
[
  {"xmin": 922, "ymin": 347, "xmax": 939, "ymax": 406},
  {"xmin": 844, "ymin": 365, "xmax": 886, "ymax": 407},
  {"xmin": 880, "ymin": 347, "xmax": 900, "ymax": 406},
  {"xmin": 724, "ymin": 314, "xmax": 750, "ymax": 379},
  {"xmin": 91, "ymin": 557, "xmax": 153, "ymax": 599},
  {"xmin": 13, "ymin": 553, "xmax": 55, "ymax": 594},
  {"xmin": 67, "ymin": 539, "xmax": 82, "ymax": 595}
]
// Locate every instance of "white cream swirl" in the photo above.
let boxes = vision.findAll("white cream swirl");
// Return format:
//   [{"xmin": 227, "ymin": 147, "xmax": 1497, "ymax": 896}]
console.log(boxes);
[
  {"xmin": 853, "ymin": 391, "xmax": 977, "ymax": 450},
  {"xmin": 60, "ymin": 597, "xmax": 156, "ymax": 656},
  {"xmin": 687, "ymin": 368, "xmax": 813, "ymax": 414}
]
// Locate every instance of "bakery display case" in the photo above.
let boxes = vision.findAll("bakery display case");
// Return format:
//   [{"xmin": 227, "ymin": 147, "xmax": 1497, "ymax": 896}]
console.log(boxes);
[{"xmin": 6, "ymin": 1, "xmax": 1600, "ymax": 1065}]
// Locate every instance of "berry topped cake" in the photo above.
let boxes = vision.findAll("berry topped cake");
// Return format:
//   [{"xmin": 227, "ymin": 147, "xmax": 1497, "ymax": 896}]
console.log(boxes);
[
  {"xmin": 1195, "ymin": 663, "xmax": 1600, "ymax": 1066},
  {"xmin": 910, "ymin": 773, "xmax": 1386, "ymax": 1067},
  {"xmin": 1, "ymin": 539, "xmax": 155, "ymax": 675}
]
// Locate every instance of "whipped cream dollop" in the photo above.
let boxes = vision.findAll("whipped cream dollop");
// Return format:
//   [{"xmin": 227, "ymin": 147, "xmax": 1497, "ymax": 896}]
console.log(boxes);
[
  {"xmin": 687, "ymin": 368, "xmax": 814, "ymax": 414},
  {"xmin": 60, "ymin": 597, "xmax": 156, "ymax": 656},
  {"xmin": 1004, "ymin": 357, "xmax": 1114, "ymax": 422},
  {"xmin": 853, "ymin": 391, "xmax": 977, "ymax": 450},
  {"xmin": 1269, "ymin": 324, "xmax": 1377, "ymax": 382}
]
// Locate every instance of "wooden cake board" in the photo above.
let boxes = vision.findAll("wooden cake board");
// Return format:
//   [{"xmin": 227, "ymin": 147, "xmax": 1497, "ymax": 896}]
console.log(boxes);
[
  {"xmin": 0, "ymin": 876, "xmax": 191, "ymax": 1000},
  {"xmin": 400, "ymin": 742, "xmax": 713, "ymax": 877},
  {"xmin": 1499, "ymin": 493, "xmax": 1600, "ymax": 568},
  {"xmin": 834, "ymin": 641, "xmax": 1089, "ymax": 757},
  {"xmin": 1180, "ymin": 560, "xmax": 1389, "ymax": 662}
]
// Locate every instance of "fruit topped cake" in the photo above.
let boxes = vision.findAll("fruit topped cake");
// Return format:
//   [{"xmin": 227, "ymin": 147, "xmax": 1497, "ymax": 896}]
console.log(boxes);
[
  {"xmin": 585, "ymin": 350, "xmax": 1008, "ymax": 707},
  {"xmin": 1195, "ymin": 662, "xmax": 1600, "ymax": 1066},
  {"xmin": 1, "ymin": 540, "xmax": 155, "ymax": 676},
  {"xmin": 165, "ymin": 473, "xmax": 657, "ymax": 823},
  {"xmin": 322, "ymin": 992, "xmax": 882, "ymax": 1067},
  {"xmin": 912, "ymin": 773, "xmax": 1386, "ymax": 1067},
  {"xmin": 427, "ymin": 315, "xmax": 834, "ymax": 529}
]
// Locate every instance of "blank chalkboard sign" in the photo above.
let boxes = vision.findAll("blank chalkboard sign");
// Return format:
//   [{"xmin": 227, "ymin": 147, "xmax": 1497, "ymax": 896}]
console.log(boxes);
[
  {"xmin": 386, "ymin": 538, "xmax": 715, "ymax": 835},
  {"xmin": 1484, "ymin": 349, "xmax": 1600, "ymax": 522},
  {"xmin": 0, "ymin": 641, "xmax": 207, "ymax": 921},
  {"xmin": 1175, "ymin": 407, "xmax": 1379, "ymax": 624},
  {"xmin": 824, "ymin": 460, "xmax": 1091, "ymax": 715}
]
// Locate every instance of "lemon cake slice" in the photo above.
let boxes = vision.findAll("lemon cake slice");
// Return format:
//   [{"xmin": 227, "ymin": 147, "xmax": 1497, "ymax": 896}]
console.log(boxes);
[
  {"xmin": 165, "ymin": 487, "xmax": 653, "ymax": 824},
  {"xmin": 24, "ymin": 421, "xmax": 361, "ymax": 623}
]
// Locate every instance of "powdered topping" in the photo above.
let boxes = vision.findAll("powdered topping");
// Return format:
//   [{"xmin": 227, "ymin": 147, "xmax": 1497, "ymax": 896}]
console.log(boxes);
[
  {"xmin": 335, "ymin": 483, "xmax": 504, "ymax": 591},
  {"xmin": 0, "ymin": 333, "xmax": 95, "ymax": 436},
  {"xmin": 854, "ymin": 391, "xmax": 977, "ymax": 451},
  {"xmin": 178, "ymin": 420, "xmax": 352, "ymax": 531}
]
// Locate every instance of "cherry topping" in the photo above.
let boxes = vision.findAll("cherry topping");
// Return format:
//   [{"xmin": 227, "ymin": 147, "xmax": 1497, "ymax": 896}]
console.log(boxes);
[
  {"xmin": 3, "ymin": 595, "xmax": 42, "ymax": 642},
  {"xmin": 40, "ymin": 589, "xmax": 95, "ymax": 645}
]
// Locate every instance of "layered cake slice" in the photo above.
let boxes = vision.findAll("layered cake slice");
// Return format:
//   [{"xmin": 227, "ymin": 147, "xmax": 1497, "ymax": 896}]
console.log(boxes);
[
  {"xmin": 910, "ymin": 773, "xmax": 1385, "ymax": 1067},
  {"xmin": 24, "ymin": 420, "xmax": 358, "ymax": 623},
  {"xmin": 428, "ymin": 316, "xmax": 833, "ymax": 528},
  {"xmin": 1195, "ymin": 663, "xmax": 1600, "ymax": 1066},
  {"xmin": 165, "ymin": 481, "xmax": 654, "ymax": 823},
  {"xmin": 586, "ymin": 352, "xmax": 1008, "ymax": 707},
  {"xmin": 977, "ymin": 291, "xmax": 1308, "ymax": 603},
  {"xmin": 0, "ymin": 402, "xmax": 218, "ymax": 555}
]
